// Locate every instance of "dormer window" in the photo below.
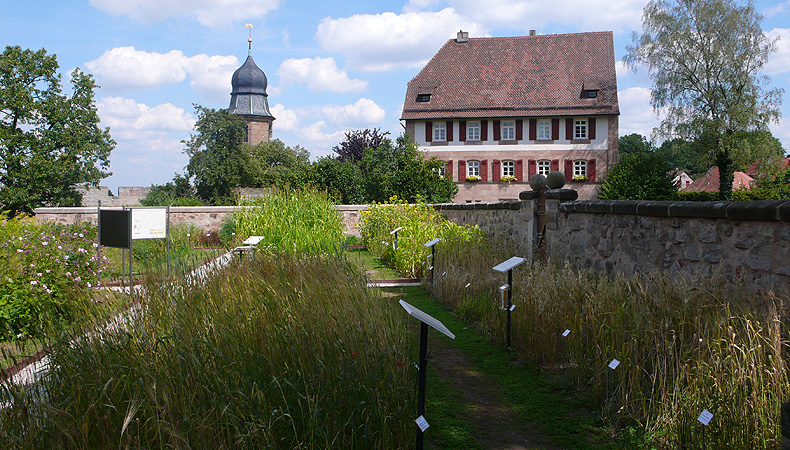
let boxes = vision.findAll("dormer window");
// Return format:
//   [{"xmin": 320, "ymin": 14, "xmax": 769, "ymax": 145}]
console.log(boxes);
[
  {"xmin": 416, "ymin": 93, "xmax": 432, "ymax": 102},
  {"xmin": 584, "ymin": 90, "xmax": 598, "ymax": 98}
]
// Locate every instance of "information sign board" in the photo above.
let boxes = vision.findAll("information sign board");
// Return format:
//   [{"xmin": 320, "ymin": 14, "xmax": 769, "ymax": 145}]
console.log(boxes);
[{"xmin": 132, "ymin": 208, "xmax": 167, "ymax": 239}]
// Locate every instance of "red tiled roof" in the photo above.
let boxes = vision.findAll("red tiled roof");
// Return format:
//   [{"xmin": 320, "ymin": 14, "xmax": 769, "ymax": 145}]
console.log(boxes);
[
  {"xmin": 686, "ymin": 167, "xmax": 754, "ymax": 192},
  {"xmin": 401, "ymin": 32, "xmax": 619, "ymax": 120},
  {"xmin": 744, "ymin": 157, "xmax": 790, "ymax": 177}
]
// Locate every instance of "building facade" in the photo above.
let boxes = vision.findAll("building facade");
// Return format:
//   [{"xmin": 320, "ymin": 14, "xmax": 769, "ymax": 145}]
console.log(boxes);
[{"xmin": 401, "ymin": 31, "xmax": 620, "ymax": 202}]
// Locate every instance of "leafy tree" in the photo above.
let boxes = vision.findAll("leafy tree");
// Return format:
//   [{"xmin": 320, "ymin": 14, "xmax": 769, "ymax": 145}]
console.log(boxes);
[
  {"xmin": 619, "ymin": 133, "xmax": 654, "ymax": 154},
  {"xmin": 245, "ymin": 139, "xmax": 311, "ymax": 189},
  {"xmin": 625, "ymin": 0, "xmax": 783, "ymax": 200},
  {"xmin": 599, "ymin": 152, "xmax": 678, "ymax": 200},
  {"xmin": 140, "ymin": 173, "xmax": 201, "ymax": 206},
  {"xmin": 0, "ymin": 46, "xmax": 114, "ymax": 215},
  {"xmin": 332, "ymin": 128, "xmax": 389, "ymax": 163},
  {"xmin": 311, "ymin": 157, "xmax": 366, "ymax": 204}
]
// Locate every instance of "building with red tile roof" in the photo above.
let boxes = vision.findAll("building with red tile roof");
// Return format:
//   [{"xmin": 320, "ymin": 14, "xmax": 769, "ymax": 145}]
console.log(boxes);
[
  {"xmin": 686, "ymin": 166, "xmax": 754, "ymax": 192},
  {"xmin": 401, "ymin": 31, "xmax": 620, "ymax": 202}
]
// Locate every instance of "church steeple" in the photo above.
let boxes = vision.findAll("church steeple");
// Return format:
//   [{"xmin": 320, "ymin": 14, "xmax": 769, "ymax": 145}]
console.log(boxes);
[{"xmin": 228, "ymin": 23, "xmax": 274, "ymax": 144}]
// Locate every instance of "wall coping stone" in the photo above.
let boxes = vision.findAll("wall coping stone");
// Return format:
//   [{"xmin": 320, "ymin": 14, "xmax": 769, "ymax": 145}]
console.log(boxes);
[
  {"xmin": 545, "ymin": 189, "xmax": 578, "ymax": 200},
  {"xmin": 557, "ymin": 200, "xmax": 790, "ymax": 221},
  {"xmin": 434, "ymin": 201, "xmax": 522, "ymax": 211},
  {"xmin": 519, "ymin": 190, "xmax": 538, "ymax": 200}
]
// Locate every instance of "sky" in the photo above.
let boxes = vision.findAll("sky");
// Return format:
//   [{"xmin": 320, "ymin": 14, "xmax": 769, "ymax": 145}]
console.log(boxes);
[{"xmin": 2, "ymin": 0, "xmax": 789, "ymax": 192}]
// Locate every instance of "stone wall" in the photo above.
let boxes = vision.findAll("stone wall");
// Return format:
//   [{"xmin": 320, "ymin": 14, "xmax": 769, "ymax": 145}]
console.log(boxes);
[
  {"xmin": 434, "ymin": 200, "xmax": 535, "ymax": 261},
  {"xmin": 34, "ymin": 205, "xmax": 369, "ymax": 237},
  {"xmin": 75, "ymin": 186, "xmax": 151, "ymax": 207}
]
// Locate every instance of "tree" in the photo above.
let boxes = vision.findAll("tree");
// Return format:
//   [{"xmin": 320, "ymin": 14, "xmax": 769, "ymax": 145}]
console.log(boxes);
[
  {"xmin": 332, "ymin": 128, "xmax": 389, "ymax": 163},
  {"xmin": 140, "ymin": 173, "xmax": 201, "ymax": 206},
  {"xmin": 0, "ymin": 46, "xmax": 114, "ymax": 215},
  {"xmin": 245, "ymin": 139, "xmax": 311, "ymax": 189},
  {"xmin": 599, "ymin": 152, "xmax": 678, "ymax": 200},
  {"xmin": 619, "ymin": 133, "xmax": 654, "ymax": 154},
  {"xmin": 625, "ymin": 0, "xmax": 783, "ymax": 200}
]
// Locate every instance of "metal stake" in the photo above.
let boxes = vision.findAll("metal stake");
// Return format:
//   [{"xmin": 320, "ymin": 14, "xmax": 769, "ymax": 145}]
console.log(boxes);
[{"xmin": 416, "ymin": 322, "xmax": 428, "ymax": 450}]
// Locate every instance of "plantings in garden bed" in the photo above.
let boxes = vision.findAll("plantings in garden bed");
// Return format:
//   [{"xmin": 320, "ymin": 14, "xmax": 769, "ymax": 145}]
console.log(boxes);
[
  {"xmin": 428, "ymin": 236, "xmax": 788, "ymax": 449},
  {"xmin": 1, "ymin": 252, "xmax": 415, "ymax": 449},
  {"xmin": 358, "ymin": 196, "xmax": 482, "ymax": 278}
]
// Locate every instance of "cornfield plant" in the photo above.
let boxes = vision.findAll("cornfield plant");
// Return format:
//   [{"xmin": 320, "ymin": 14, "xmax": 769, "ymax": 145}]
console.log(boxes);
[
  {"xmin": 358, "ymin": 196, "xmax": 482, "ymax": 277},
  {"xmin": 428, "ymin": 236, "xmax": 788, "ymax": 449},
  {"xmin": 234, "ymin": 187, "xmax": 345, "ymax": 255},
  {"xmin": 1, "ymin": 252, "xmax": 415, "ymax": 449}
]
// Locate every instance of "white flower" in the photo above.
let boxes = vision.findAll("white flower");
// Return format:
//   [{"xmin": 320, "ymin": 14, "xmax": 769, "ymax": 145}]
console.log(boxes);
[
  {"xmin": 93, "ymin": 243, "xmax": 98, "ymax": 248},
  {"xmin": 16, "ymin": 249, "xmax": 22, "ymax": 253},
  {"xmin": 30, "ymin": 280, "xmax": 38, "ymax": 285},
  {"xmin": 42, "ymin": 241, "xmax": 48, "ymax": 246}
]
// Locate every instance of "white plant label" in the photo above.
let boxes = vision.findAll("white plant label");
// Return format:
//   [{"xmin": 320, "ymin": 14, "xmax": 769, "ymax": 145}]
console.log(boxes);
[
  {"xmin": 415, "ymin": 415, "xmax": 430, "ymax": 432},
  {"xmin": 608, "ymin": 359, "xmax": 620, "ymax": 370},
  {"xmin": 562, "ymin": 329, "xmax": 571, "ymax": 337},
  {"xmin": 465, "ymin": 283, "xmax": 471, "ymax": 288},
  {"xmin": 428, "ymin": 266, "xmax": 433, "ymax": 271},
  {"xmin": 441, "ymin": 271, "xmax": 446, "ymax": 276},
  {"xmin": 509, "ymin": 304, "xmax": 516, "ymax": 311},
  {"xmin": 697, "ymin": 409, "xmax": 713, "ymax": 426}
]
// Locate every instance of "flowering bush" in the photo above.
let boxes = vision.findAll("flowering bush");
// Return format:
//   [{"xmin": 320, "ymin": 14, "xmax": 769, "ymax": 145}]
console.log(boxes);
[
  {"xmin": 572, "ymin": 174, "xmax": 589, "ymax": 182},
  {"xmin": 500, "ymin": 175, "xmax": 516, "ymax": 183},
  {"xmin": 358, "ymin": 196, "xmax": 482, "ymax": 277},
  {"xmin": 0, "ymin": 215, "xmax": 108, "ymax": 340},
  {"xmin": 465, "ymin": 175, "xmax": 482, "ymax": 182}
]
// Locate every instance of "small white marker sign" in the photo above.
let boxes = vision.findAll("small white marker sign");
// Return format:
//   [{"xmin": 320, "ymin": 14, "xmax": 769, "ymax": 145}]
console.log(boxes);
[
  {"xmin": 562, "ymin": 329, "xmax": 571, "ymax": 337},
  {"xmin": 424, "ymin": 238, "xmax": 442, "ymax": 248},
  {"xmin": 493, "ymin": 256, "xmax": 526, "ymax": 273},
  {"xmin": 608, "ymin": 359, "xmax": 620, "ymax": 370},
  {"xmin": 415, "ymin": 415, "xmax": 430, "ymax": 432},
  {"xmin": 428, "ymin": 266, "xmax": 433, "ymax": 271},
  {"xmin": 399, "ymin": 300, "xmax": 455, "ymax": 339},
  {"xmin": 441, "ymin": 271, "xmax": 446, "ymax": 276},
  {"xmin": 697, "ymin": 409, "xmax": 713, "ymax": 426},
  {"xmin": 390, "ymin": 227, "xmax": 403, "ymax": 235},
  {"xmin": 465, "ymin": 283, "xmax": 471, "ymax": 288},
  {"xmin": 509, "ymin": 304, "xmax": 516, "ymax": 311}
]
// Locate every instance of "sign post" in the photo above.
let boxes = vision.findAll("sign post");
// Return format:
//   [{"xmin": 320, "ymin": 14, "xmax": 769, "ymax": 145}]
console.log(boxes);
[
  {"xmin": 390, "ymin": 227, "xmax": 403, "ymax": 251},
  {"xmin": 423, "ymin": 238, "xmax": 442, "ymax": 287},
  {"xmin": 493, "ymin": 256, "xmax": 526, "ymax": 349},
  {"xmin": 399, "ymin": 300, "xmax": 454, "ymax": 450}
]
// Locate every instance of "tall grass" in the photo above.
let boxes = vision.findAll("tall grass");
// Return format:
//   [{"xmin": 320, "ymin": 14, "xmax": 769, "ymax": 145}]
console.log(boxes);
[
  {"xmin": 1, "ymin": 252, "xmax": 415, "ymax": 449},
  {"xmin": 234, "ymin": 187, "xmax": 345, "ymax": 255},
  {"xmin": 359, "ymin": 196, "xmax": 482, "ymax": 277},
  {"xmin": 427, "ymin": 237, "xmax": 788, "ymax": 449}
]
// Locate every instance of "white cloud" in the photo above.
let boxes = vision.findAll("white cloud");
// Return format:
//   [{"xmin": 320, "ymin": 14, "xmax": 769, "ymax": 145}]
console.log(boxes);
[
  {"xmin": 321, "ymin": 98, "xmax": 385, "ymax": 126},
  {"xmin": 89, "ymin": 0, "xmax": 280, "ymax": 29},
  {"xmin": 316, "ymin": 8, "xmax": 485, "ymax": 72},
  {"xmin": 615, "ymin": 60, "xmax": 630, "ymax": 80},
  {"xmin": 769, "ymin": 116, "xmax": 790, "ymax": 153},
  {"xmin": 270, "ymin": 104, "xmax": 300, "ymax": 132},
  {"xmin": 277, "ymin": 57, "xmax": 368, "ymax": 93},
  {"xmin": 764, "ymin": 1, "xmax": 790, "ymax": 18},
  {"xmin": 765, "ymin": 28, "xmax": 790, "ymax": 75},
  {"xmin": 298, "ymin": 121, "xmax": 347, "ymax": 148},
  {"xmin": 85, "ymin": 47, "xmax": 238, "ymax": 100},
  {"xmin": 97, "ymin": 96, "xmax": 194, "ymax": 140},
  {"xmin": 617, "ymin": 87, "xmax": 663, "ymax": 138}
]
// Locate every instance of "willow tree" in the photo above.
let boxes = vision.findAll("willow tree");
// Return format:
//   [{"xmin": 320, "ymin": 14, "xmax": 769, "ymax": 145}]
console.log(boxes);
[{"xmin": 624, "ymin": 0, "xmax": 783, "ymax": 199}]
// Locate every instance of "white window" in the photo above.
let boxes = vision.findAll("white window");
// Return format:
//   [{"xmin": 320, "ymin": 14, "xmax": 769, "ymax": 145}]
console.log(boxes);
[
  {"xmin": 537, "ymin": 160, "xmax": 551, "ymax": 176},
  {"xmin": 537, "ymin": 120, "xmax": 551, "ymax": 140},
  {"xmin": 467, "ymin": 160, "xmax": 480, "ymax": 177},
  {"xmin": 574, "ymin": 160, "xmax": 587, "ymax": 177},
  {"xmin": 434, "ymin": 122, "xmax": 446, "ymax": 142},
  {"xmin": 502, "ymin": 121, "xmax": 516, "ymax": 140},
  {"xmin": 467, "ymin": 121, "xmax": 480, "ymax": 141},
  {"xmin": 574, "ymin": 119, "xmax": 587, "ymax": 139},
  {"xmin": 502, "ymin": 160, "xmax": 515, "ymax": 177}
]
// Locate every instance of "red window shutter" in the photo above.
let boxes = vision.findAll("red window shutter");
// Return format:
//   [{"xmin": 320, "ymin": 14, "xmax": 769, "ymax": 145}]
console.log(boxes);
[
  {"xmin": 492, "ymin": 160, "xmax": 501, "ymax": 182},
  {"xmin": 528, "ymin": 159, "xmax": 537, "ymax": 178},
  {"xmin": 493, "ymin": 120, "xmax": 501, "ymax": 141},
  {"xmin": 565, "ymin": 118, "xmax": 573, "ymax": 141},
  {"xmin": 459, "ymin": 121, "xmax": 466, "ymax": 142},
  {"xmin": 529, "ymin": 119, "xmax": 537, "ymax": 141},
  {"xmin": 551, "ymin": 118, "xmax": 559, "ymax": 140},
  {"xmin": 588, "ymin": 117, "xmax": 596, "ymax": 140},
  {"xmin": 564, "ymin": 160, "xmax": 573, "ymax": 182},
  {"xmin": 446, "ymin": 160, "xmax": 453, "ymax": 179},
  {"xmin": 447, "ymin": 121, "xmax": 454, "ymax": 142},
  {"xmin": 551, "ymin": 159, "xmax": 559, "ymax": 172},
  {"xmin": 515, "ymin": 119, "xmax": 523, "ymax": 140},
  {"xmin": 481, "ymin": 160, "xmax": 488, "ymax": 182},
  {"xmin": 516, "ymin": 159, "xmax": 524, "ymax": 182},
  {"xmin": 425, "ymin": 121, "xmax": 432, "ymax": 142},
  {"xmin": 588, "ymin": 159, "xmax": 596, "ymax": 182},
  {"xmin": 458, "ymin": 160, "xmax": 466, "ymax": 182},
  {"xmin": 481, "ymin": 120, "xmax": 488, "ymax": 141}
]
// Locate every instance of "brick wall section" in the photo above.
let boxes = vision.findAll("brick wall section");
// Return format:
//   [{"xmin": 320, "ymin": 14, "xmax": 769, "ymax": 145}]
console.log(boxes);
[
  {"xmin": 34, "ymin": 205, "xmax": 370, "ymax": 237},
  {"xmin": 549, "ymin": 199, "xmax": 790, "ymax": 289},
  {"xmin": 434, "ymin": 200, "xmax": 534, "ymax": 261}
]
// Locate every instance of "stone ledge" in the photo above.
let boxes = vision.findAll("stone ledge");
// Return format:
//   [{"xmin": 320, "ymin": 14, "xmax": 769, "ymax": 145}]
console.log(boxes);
[
  {"xmin": 545, "ymin": 189, "xmax": 579, "ymax": 201},
  {"xmin": 433, "ymin": 201, "xmax": 523, "ymax": 211},
  {"xmin": 558, "ymin": 200, "xmax": 790, "ymax": 221}
]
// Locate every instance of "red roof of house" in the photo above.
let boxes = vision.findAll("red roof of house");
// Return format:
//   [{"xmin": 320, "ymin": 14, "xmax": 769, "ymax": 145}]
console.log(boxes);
[
  {"xmin": 686, "ymin": 167, "xmax": 754, "ymax": 192},
  {"xmin": 401, "ymin": 32, "xmax": 619, "ymax": 120},
  {"xmin": 744, "ymin": 157, "xmax": 790, "ymax": 177}
]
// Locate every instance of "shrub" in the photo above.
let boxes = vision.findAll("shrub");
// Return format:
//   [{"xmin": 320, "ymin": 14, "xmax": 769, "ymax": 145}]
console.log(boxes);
[{"xmin": 599, "ymin": 152, "xmax": 677, "ymax": 200}]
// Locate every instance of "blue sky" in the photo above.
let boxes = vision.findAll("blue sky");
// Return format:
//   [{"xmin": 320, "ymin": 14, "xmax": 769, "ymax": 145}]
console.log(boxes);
[{"xmin": 2, "ymin": 0, "xmax": 789, "ymax": 192}]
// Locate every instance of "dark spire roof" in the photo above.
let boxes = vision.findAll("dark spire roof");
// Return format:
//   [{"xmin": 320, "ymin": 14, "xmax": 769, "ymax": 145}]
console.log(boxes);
[{"xmin": 230, "ymin": 55, "xmax": 268, "ymax": 96}]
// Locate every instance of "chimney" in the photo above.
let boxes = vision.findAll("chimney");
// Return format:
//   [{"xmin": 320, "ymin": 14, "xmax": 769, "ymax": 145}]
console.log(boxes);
[
  {"xmin": 529, "ymin": 29, "xmax": 536, "ymax": 36},
  {"xmin": 456, "ymin": 30, "xmax": 469, "ymax": 43}
]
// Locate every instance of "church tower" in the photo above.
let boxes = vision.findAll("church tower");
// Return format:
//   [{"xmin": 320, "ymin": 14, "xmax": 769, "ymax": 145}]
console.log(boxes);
[{"xmin": 228, "ymin": 25, "xmax": 274, "ymax": 145}]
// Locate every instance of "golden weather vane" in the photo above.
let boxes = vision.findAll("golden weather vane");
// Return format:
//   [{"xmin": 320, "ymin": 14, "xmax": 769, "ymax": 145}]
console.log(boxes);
[{"xmin": 245, "ymin": 23, "xmax": 253, "ymax": 55}]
